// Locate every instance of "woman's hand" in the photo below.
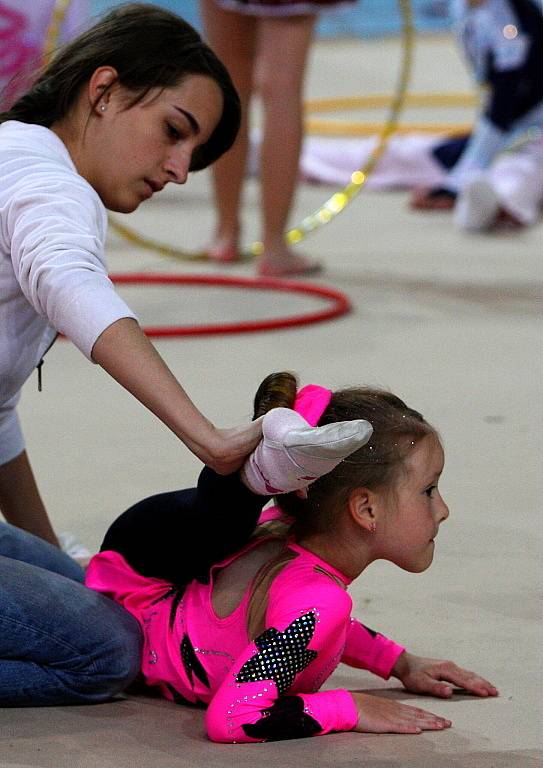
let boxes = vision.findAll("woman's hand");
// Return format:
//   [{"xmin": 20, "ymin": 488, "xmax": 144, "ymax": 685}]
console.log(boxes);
[
  {"xmin": 392, "ymin": 652, "xmax": 499, "ymax": 699},
  {"xmin": 208, "ymin": 419, "xmax": 263, "ymax": 475},
  {"xmin": 350, "ymin": 691, "xmax": 451, "ymax": 734}
]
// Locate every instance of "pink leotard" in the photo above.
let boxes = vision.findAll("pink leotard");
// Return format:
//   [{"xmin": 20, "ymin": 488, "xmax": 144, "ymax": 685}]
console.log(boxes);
[{"xmin": 86, "ymin": 534, "xmax": 404, "ymax": 742}]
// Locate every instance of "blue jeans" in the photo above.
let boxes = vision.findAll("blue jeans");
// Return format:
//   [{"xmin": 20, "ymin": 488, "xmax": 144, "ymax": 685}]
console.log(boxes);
[{"xmin": 0, "ymin": 522, "xmax": 142, "ymax": 706}]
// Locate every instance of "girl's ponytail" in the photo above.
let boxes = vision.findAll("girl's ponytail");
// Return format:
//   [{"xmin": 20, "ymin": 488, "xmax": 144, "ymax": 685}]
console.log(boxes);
[{"xmin": 252, "ymin": 372, "xmax": 297, "ymax": 419}]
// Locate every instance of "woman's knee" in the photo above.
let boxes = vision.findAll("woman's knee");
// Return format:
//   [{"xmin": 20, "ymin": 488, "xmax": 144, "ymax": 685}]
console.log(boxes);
[
  {"xmin": 0, "ymin": 522, "xmax": 85, "ymax": 582},
  {"xmin": 85, "ymin": 607, "xmax": 143, "ymax": 700}
]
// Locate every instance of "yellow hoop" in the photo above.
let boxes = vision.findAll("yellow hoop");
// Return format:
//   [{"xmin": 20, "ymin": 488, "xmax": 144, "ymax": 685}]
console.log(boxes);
[
  {"xmin": 304, "ymin": 90, "xmax": 476, "ymax": 138},
  {"xmin": 306, "ymin": 119, "xmax": 472, "ymax": 137},
  {"xmin": 43, "ymin": 0, "xmax": 72, "ymax": 65},
  {"xmin": 305, "ymin": 91, "xmax": 478, "ymax": 112}
]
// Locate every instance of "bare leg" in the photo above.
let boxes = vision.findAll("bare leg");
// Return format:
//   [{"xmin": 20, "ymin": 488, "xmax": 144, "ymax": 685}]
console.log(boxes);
[
  {"xmin": 256, "ymin": 15, "xmax": 320, "ymax": 276},
  {"xmin": 200, "ymin": 0, "xmax": 257, "ymax": 262}
]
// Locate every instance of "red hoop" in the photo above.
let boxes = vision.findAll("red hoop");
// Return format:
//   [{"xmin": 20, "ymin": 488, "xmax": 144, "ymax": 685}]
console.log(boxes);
[{"xmin": 108, "ymin": 273, "xmax": 351, "ymax": 337}]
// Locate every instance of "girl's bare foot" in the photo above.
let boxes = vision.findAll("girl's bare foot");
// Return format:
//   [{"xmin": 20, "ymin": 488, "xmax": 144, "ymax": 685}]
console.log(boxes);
[
  {"xmin": 257, "ymin": 251, "xmax": 322, "ymax": 278},
  {"xmin": 206, "ymin": 234, "xmax": 241, "ymax": 264},
  {"xmin": 410, "ymin": 186, "xmax": 457, "ymax": 211},
  {"xmin": 493, "ymin": 207, "xmax": 525, "ymax": 231}
]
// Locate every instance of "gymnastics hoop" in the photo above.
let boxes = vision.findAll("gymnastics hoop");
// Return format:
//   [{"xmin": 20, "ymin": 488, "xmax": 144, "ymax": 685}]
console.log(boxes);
[
  {"xmin": 306, "ymin": 91, "xmax": 478, "ymax": 112},
  {"xmin": 305, "ymin": 90, "xmax": 477, "ymax": 137},
  {"xmin": 45, "ymin": 0, "xmax": 414, "ymax": 262},
  {"xmin": 108, "ymin": 273, "xmax": 351, "ymax": 337}
]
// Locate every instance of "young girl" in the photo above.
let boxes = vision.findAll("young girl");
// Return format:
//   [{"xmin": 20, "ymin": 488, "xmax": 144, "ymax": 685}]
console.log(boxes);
[
  {"xmin": 87, "ymin": 372, "xmax": 498, "ymax": 743},
  {"xmin": 0, "ymin": 3, "xmax": 260, "ymax": 549},
  {"xmin": 200, "ymin": 0, "xmax": 355, "ymax": 276}
]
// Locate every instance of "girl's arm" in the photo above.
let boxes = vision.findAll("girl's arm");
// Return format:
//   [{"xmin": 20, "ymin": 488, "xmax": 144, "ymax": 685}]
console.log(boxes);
[
  {"xmin": 204, "ymin": 576, "xmax": 449, "ymax": 742},
  {"xmin": 205, "ymin": 580, "xmax": 359, "ymax": 742},
  {"xmin": 341, "ymin": 618, "xmax": 405, "ymax": 678},
  {"xmin": 341, "ymin": 621, "xmax": 497, "ymax": 698}
]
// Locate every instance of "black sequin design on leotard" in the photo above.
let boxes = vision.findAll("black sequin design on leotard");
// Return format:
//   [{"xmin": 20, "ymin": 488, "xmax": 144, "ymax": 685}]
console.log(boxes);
[
  {"xmin": 165, "ymin": 683, "xmax": 204, "ymax": 708},
  {"xmin": 180, "ymin": 634, "xmax": 210, "ymax": 689},
  {"xmin": 242, "ymin": 695, "xmax": 321, "ymax": 741},
  {"xmin": 236, "ymin": 612, "xmax": 317, "ymax": 694},
  {"xmin": 362, "ymin": 623, "xmax": 377, "ymax": 638}
]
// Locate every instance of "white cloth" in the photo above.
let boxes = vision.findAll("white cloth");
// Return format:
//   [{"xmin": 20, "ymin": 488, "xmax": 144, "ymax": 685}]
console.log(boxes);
[
  {"xmin": 248, "ymin": 130, "xmax": 448, "ymax": 189},
  {"xmin": 0, "ymin": 121, "xmax": 137, "ymax": 465},
  {"xmin": 447, "ymin": 98, "xmax": 543, "ymax": 192}
]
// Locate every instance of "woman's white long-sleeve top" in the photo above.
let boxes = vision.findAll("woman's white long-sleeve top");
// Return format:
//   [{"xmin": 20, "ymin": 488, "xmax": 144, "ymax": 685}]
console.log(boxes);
[{"xmin": 0, "ymin": 120, "xmax": 136, "ymax": 464}]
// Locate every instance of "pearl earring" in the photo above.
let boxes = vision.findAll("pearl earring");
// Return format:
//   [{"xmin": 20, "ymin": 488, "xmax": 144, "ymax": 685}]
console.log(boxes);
[{"xmin": 100, "ymin": 104, "xmax": 107, "ymax": 112}]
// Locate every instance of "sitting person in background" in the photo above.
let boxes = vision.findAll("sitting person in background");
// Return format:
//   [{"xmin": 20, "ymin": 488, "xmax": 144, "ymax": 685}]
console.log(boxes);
[{"xmin": 411, "ymin": 0, "xmax": 543, "ymax": 231}]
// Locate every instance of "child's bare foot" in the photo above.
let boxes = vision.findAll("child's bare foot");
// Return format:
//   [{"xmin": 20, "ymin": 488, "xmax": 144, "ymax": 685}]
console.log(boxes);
[
  {"xmin": 410, "ymin": 187, "xmax": 457, "ymax": 211},
  {"xmin": 493, "ymin": 207, "xmax": 525, "ymax": 232},
  {"xmin": 206, "ymin": 235, "xmax": 241, "ymax": 264},
  {"xmin": 257, "ymin": 252, "xmax": 322, "ymax": 278}
]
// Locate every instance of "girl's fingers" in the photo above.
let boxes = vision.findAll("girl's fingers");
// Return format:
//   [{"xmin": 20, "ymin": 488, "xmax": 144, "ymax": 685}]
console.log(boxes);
[
  {"xmin": 411, "ymin": 714, "xmax": 451, "ymax": 729},
  {"xmin": 462, "ymin": 676, "xmax": 498, "ymax": 696},
  {"xmin": 398, "ymin": 704, "xmax": 451, "ymax": 730},
  {"xmin": 353, "ymin": 692, "xmax": 452, "ymax": 734},
  {"xmin": 396, "ymin": 724, "xmax": 423, "ymax": 734},
  {"xmin": 414, "ymin": 677, "xmax": 454, "ymax": 698},
  {"xmin": 437, "ymin": 664, "xmax": 499, "ymax": 696}
]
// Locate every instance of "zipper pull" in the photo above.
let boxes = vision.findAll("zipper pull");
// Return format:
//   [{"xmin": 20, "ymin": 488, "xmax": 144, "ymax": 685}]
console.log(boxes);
[{"xmin": 37, "ymin": 359, "xmax": 43, "ymax": 392}]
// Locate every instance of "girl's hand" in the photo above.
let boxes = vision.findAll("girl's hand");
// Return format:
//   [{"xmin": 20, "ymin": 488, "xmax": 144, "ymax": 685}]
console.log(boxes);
[
  {"xmin": 350, "ymin": 691, "xmax": 451, "ymax": 734},
  {"xmin": 392, "ymin": 652, "xmax": 499, "ymax": 699}
]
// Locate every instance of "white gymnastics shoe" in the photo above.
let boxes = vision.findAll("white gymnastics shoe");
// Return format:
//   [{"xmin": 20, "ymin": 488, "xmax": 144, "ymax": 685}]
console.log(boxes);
[
  {"xmin": 58, "ymin": 532, "xmax": 92, "ymax": 567},
  {"xmin": 242, "ymin": 407, "xmax": 373, "ymax": 495}
]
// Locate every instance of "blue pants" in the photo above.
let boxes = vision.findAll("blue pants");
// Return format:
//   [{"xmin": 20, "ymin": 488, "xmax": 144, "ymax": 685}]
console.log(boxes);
[{"xmin": 0, "ymin": 522, "xmax": 142, "ymax": 706}]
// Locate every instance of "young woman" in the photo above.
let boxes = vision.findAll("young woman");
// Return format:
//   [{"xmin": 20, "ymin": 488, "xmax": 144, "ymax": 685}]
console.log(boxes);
[
  {"xmin": 87, "ymin": 373, "xmax": 498, "ymax": 742},
  {"xmin": 0, "ymin": 3, "xmax": 261, "ymax": 548}
]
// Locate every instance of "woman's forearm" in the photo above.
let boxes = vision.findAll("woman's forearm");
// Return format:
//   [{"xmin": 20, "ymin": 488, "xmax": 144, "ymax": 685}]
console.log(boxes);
[
  {"xmin": 91, "ymin": 318, "xmax": 261, "ymax": 473},
  {"xmin": 0, "ymin": 451, "xmax": 59, "ymax": 546}
]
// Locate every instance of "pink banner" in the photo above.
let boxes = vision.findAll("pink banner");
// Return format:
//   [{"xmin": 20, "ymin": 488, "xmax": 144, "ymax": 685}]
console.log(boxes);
[{"xmin": 0, "ymin": 0, "xmax": 89, "ymax": 109}]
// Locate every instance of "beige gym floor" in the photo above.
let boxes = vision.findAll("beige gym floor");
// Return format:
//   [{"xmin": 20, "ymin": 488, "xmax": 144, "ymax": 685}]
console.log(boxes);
[{"xmin": 2, "ymin": 34, "xmax": 542, "ymax": 768}]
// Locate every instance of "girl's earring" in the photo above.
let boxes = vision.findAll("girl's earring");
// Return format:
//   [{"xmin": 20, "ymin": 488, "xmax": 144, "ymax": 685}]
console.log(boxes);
[
  {"xmin": 100, "ymin": 104, "xmax": 107, "ymax": 112},
  {"xmin": 369, "ymin": 522, "xmax": 376, "ymax": 534}
]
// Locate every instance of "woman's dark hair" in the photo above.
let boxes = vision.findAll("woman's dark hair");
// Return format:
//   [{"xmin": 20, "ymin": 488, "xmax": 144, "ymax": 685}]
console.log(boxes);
[
  {"xmin": 0, "ymin": 3, "xmax": 240, "ymax": 171},
  {"xmin": 253, "ymin": 372, "xmax": 438, "ymax": 538}
]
